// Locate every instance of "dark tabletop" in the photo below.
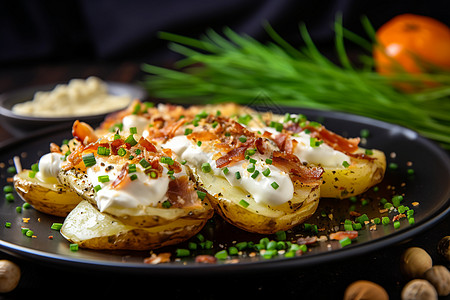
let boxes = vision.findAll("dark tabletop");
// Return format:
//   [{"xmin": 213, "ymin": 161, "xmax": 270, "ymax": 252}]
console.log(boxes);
[{"xmin": 0, "ymin": 61, "xmax": 448, "ymax": 300}]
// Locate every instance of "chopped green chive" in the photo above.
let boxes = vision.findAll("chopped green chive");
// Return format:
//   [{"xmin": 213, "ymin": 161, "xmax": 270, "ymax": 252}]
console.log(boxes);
[
  {"xmin": 222, "ymin": 167, "xmax": 229, "ymax": 175},
  {"xmin": 342, "ymin": 161, "xmax": 350, "ymax": 168},
  {"xmin": 197, "ymin": 141, "xmax": 202, "ymax": 147},
  {"xmin": 3, "ymin": 185, "xmax": 13, "ymax": 193},
  {"xmin": 5, "ymin": 222, "xmax": 11, "ymax": 228},
  {"xmin": 98, "ymin": 175, "xmax": 110, "ymax": 183},
  {"xmin": 339, "ymin": 237, "xmax": 352, "ymax": 247},
  {"xmin": 245, "ymin": 149, "xmax": 256, "ymax": 156},
  {"xmin": 124, "ymin": 135, "xmax": 138, "ymax": 146},
  {"xmin": 271, "ymin": 182, "xmax": 279, "ymax": 190},
  {"xmin": 310, "ymin": 137, "xmax": 324, "ymax": 148},
  {"xmin": 247, "ymin": 163, "xmax": 255, "ymax": 173},
  {"xmin": 82, "ymin": 153, "xmax": 96, "ymax": 167},
  {"xmin": 175, "ymin": 248, "xmax": 190, "ymax": 257},
  {"xmin": 270, "ymin": 121, "xmax": 283, "ymax": 132},
  {"xmin": 251, "ymin": 170, "xmax": 260, "ymax": 179},
  {"xmin": 184, "ymin": 128, "xmax": 193, "ymax": 135},
  {"xmin": 262, "ymin": 168, "xmax": 271, "ymax": 177},
  {"xmin": 134, "ymin": 149, "xmax": 141, "ymax": 155},
  {"xmin": 181, "ymin": 160, "xmax": 187, "ymax": 165},
  {"xmin": 197, "ymin": 190, "xmax": 206, "ymax": 200},
  {"xmin": 214, "ymin": 250, "xmax": 228, "ymax": 260},
  {"xmin": 201, "ymin": 162, "xmax": 212, "ymax": 173},
  {"xmin": 128, "ymin": 164, "xmax": 137, "ymax": 173},
  {"xmin": 389, "ymin": 162, "xmax": 398, "ymax": 170},
  {"xmin": 129, "ymin": 127, "xmax": 137, "ymax": 134},
  {"xmin": 31, "ymin": 163, "xmax": 39, "ymax": 172},
  {"xmin": 97, "ymin": 146, "xmax": 110, "ymax": 156},
  {"xmin": 392, "ymin": 195, "xmax": 403, "ymax": 207},
  {"xmin": 162, "ymin": 200, "xmax": 172, "ymax": 208},
  {"xmin": 94, "ymin": 185, "xmax": 102, "ymax": 192},
  {"xmin": 239, "ymin": 135, "xmax": 247, "ymax": 143},
  {"xmin": 130, "ymin": 174, "xmax": 138, "ymax": 181},
  {"xmin": 275, "ymin": 230, "xmax": 286, "ymax": 241},
  {"xmin": 265, "ymin": 158, "xmax": 272, "ymax": 165},
  {"xmin": 365, "ymin": 149, "xmax": 373, "ymax": 155},
  {"xmin": 69, "ymin": 243, "xmax": 79, "ymax": 251},
  {"xmin": 237, "ymin": 114, "xmax": 252, "ymax": 125},
  {"xmin": 117, "ymin": 148, "xmax": 127, "ymax": 157},
  {"xmin": 139, "ymin": 158, "xmax": 151, "ymax": 169},
  {"xmin": 235, "ymin": 171, "xmax": 241, "ymax": 180},
  {"xmin": 239, "ymin": 199, "xmax": 250, "ymax": 208},
  {"xmin": 360, "ymin": 129, "xmax": 370, "ymax": 138},
  {"xmin": 160, "ymin": 156, "xmax": 174, "ymax": 165},
  {"xmin": 51, "ymin": 223, "xmax": 63, "ymax": 230},
  {"xmin": 211, "ymin": 121, "xmax": 219, "ymax": 128}
]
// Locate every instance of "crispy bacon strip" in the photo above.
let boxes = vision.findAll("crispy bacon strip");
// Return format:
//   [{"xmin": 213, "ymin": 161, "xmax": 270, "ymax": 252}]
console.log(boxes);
[
  {"xmin": 187, "ymin": 131, "xmax": 219, "ymax": 142},
  {"xmin": 305, "ymin": 125, "xmax": 360, "ymax": 154},
  {"xmin": 110, "ymin": 162, "xmax": 129, "ymax": 189},
  {"xmin": 72, "ymin": 120, "xmax": 98, "ymax": 145},
  {"xmin": 138, "ymin": 137, "xmax": 157, "ymax": 152},
  {"xmin": 215, "ymin": 145, "xmax": 249, "ymax": 168},
  {"xmin": 167, "ymin": 175, "xmax": 202, "ymax": 208},
  {"xmin": 272, "ymin": 151, "xmax": 323, "ymax": 183}
]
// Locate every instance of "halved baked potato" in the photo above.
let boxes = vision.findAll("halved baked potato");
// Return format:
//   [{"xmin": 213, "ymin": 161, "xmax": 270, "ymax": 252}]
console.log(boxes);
[
  {"xmin": 192, "ymin": 167, "xmax": 320, "ymax": 234},
  {"xmin": 13, "ymin": 170, "xmax": 83, "ymax": 217},
  {"xmin": 321, "ymin": 148, "xmax": 386, "ymax": 199},
  {"xmin": 220, "ymin": 108, "xmax": 387, "ymax": 199},
  {"xmin": 61, "ymin": 200, "xmax": 208, "ymax": 250}
]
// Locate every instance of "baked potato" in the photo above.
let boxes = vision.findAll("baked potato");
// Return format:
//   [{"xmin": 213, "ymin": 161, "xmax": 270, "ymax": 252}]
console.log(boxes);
[
  {"xmin": 61, "ymin": 200, "xmax": 208, "ymax": 250},
  {"xmin": 157, "ymin": 113, "xmax": 323, "ymax": 234},
  {"xmin": 13, "ymin": 169, "xmax": 83, "ymax": 217},
  {"xmin": 59, "ymin": 121, "xmax": 213, "ymax": 230},
  {"xmin": 221, "ymin": 108, "xmax": 386, "ymax": 199},
  {"xmin": 320, "ymin": 147, "xmax": 386, "ymax": 198},
  {"xmin": 192, "ymin": 167, "xmax": 320, "ymax": 234}
]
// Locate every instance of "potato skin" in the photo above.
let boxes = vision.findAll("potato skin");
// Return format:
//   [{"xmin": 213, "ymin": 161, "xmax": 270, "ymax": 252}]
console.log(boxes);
[
  {"xmin": 192, "ymin": 168, "xmax": 320, "ymax": 234},
  {"xmin": 320, "ymin": 148, "xmax": 386, "ymax": 199},
  {"xmin": 61, "ymin": 200, "xmax": 209, "ymax": 250},
  {"xmin": 13, "ymin": 170, "xmax": 83, "ymax": 217}
]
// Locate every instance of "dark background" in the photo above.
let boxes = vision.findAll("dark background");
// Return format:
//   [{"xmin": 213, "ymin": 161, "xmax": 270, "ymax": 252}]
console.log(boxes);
[{"xmin": 0, "ymin": 1, "xmax": 449, "ymax": 298}]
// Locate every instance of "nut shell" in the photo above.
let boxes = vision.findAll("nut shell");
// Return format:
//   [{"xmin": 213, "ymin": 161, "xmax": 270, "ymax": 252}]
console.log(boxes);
[
  {"xmin": 343, "ymin": 280, "xmax": 389, "ymax": 300},
  {"xmin": 401, "ymin": 279, "xmax": 437, "ymax": 300},
  {"xmin": 0, "ymin": 260, "xmax": 21, "ymax": 293},
  {"xmin": 437, "ymin": 236, "xmax": 450, "ymax": 261},
  {"xmin": 424, "ymin": 265, "xmax": 450, "ymax": 296},
  {"xmin": 400, "ymin": 247, "xmax": 432, "ymax": 278}
]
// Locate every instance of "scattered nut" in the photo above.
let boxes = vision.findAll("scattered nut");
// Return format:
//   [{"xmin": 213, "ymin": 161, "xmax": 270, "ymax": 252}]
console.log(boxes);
[
  {"xmin": 401, "ymin": 279, "xmax": 437, "ymax": 300},
  {"xmin": 0, "ymin": 260, "xmax": 21, "ymax": 293},
  {"xmin": 343, "ymin": 280, "xmax": 389, "ymax": 300},
  {"xmin": 437, "ymin": 236, "xmax": 450, "ymax": 261},
  {"xmin": 424, "ymin": 265, "xmax": 450, "ymax": 296},
  {"xmin": 400, "ymin": 247, "xmax": 432, "ymax": 279}
]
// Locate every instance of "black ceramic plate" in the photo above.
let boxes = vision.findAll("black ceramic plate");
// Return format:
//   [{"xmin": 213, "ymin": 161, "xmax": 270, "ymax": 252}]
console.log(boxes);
[
  {"xmin": 0, "ymin": 81, "xmax": 147, "ymax": 135},
  {"xmin": 0, "ymin": 108, "xmax": 449, "ymax": 275}
]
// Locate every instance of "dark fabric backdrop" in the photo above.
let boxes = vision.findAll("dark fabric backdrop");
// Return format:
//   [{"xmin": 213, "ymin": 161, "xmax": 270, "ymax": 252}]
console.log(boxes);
[{"xmin": 1, "ymin": 0, "xmax": 449, "ymax": 66}]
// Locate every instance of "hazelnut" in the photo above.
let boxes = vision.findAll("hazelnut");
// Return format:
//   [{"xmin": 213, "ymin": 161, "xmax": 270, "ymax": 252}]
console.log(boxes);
[
  {"xmin": 400, "ymin": 247, "xmax": 432, "ymax": 278},
  {"xmin": 0, "ymin": 260, "xmax": 21, "ymax": 293},
  {"xmin": 437, "ymin": 236, "xmax": 450, "ymax": 261},
  {"xmin": 424, "ymin": 265, "xmax": 450, "ymax": 296},
  {"xmin": 343, "ymin": 280, "xmax": 389, "ymax": 300},
  {"xmin": 401, "ymin": 279, "xmax": 437, "ymax": 300}
]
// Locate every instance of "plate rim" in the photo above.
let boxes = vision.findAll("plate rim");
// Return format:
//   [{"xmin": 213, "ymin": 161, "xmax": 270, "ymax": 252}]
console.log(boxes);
[{"xmin": 0, "ymin": 106, "xmax": 449, "ymax": 275}]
